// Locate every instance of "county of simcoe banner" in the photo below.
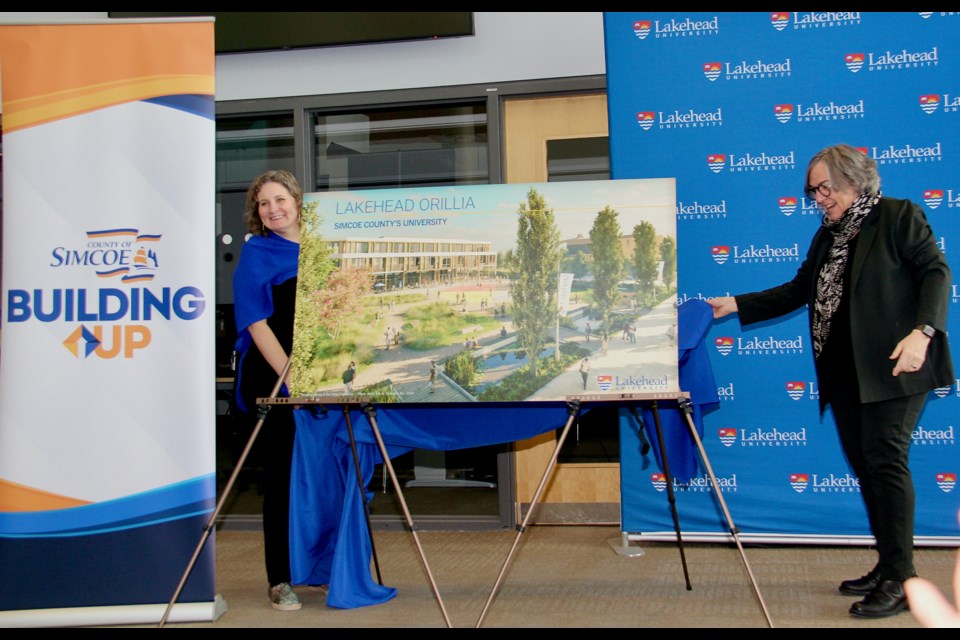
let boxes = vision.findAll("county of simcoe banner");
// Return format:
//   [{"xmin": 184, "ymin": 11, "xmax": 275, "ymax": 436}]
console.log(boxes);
[
  {"xmin": 0, "ymin": 21, "xmax": 218, "ymax": 625},
  {"xmin": 604, "ymin": 12, "xmax": 959, "ymax": 544}
]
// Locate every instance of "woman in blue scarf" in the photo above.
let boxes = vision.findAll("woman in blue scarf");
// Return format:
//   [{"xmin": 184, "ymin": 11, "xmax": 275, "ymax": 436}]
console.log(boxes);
[{"xmin": 232, "ymin": 170, "xmax": 303, "ymax": 611}]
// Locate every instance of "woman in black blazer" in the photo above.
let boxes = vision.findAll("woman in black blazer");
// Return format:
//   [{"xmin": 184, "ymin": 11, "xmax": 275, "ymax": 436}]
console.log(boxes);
[{"xmin": 710, "ymin": 143, "xmax": 953, "ymax": 620}]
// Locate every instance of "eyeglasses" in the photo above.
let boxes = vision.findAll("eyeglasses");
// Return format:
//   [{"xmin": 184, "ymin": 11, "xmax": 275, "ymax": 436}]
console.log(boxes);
[{"xmin": 804, "ymin": 181, "xmax": 833, "ymax": 200}]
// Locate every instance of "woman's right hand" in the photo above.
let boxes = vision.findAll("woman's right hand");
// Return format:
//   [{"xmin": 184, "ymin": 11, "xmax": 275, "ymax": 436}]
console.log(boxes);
[{"xmin": 708, "ymin": 296, "xmax": 738, "ymax": 319}]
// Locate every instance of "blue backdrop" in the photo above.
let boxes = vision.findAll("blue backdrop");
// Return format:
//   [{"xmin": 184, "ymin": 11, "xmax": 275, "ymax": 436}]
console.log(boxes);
[{"xmin": 604, "ymin": 11, "xmax": 959, "ymax": 542}]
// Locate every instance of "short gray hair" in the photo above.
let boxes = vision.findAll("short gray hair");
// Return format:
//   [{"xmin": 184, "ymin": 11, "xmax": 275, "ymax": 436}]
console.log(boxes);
[{"xmin": 805, "ymin": 144, "xmax": 880, "ymax": 196}]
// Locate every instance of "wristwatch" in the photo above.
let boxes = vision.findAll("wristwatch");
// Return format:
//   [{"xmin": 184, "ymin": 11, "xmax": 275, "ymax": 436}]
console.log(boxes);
[{"xmin": 915, "ymin": 324, "xmax": 936, "ymax": 338}]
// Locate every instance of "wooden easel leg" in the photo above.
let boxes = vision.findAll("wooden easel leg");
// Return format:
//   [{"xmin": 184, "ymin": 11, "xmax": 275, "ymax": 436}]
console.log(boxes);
[
  {"xmin": 475, "ymin": 400, "xmax": 581, "ymax": 628},
  {"xmin": 649, "ymin": 401, "xmax": 692, "ymax": 590},
  {"xmin": 677, "ymin": 397, "xmax": 774, "ymax": 628},
  {"xmin": 341, "ymin": 404, "xmax": 383, "ymax": 585},
  {"xmin": 361, "ymin": 403, "xmax": 452, "ymax": 628}
]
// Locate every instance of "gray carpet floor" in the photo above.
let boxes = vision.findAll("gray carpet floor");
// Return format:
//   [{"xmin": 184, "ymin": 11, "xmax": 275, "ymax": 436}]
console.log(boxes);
[{"xmin": 152, "ymin": 525, "xmax": 957, "ymax": 629}]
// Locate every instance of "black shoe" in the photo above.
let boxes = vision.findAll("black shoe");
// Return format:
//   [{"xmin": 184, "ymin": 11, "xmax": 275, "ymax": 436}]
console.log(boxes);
[
  {"xmin": 849, "ymin": 580, "xmax": 909, "ymax": 619},
  {"xmin": 838, "ymin": 568, "xmax": 880, "ymax": 596}
]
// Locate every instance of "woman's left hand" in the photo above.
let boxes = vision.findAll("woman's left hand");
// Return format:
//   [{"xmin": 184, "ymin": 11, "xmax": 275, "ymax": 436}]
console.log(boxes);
[{"xmin": 890, "ymin": 329, "xmax": 931, "ymax": 376}]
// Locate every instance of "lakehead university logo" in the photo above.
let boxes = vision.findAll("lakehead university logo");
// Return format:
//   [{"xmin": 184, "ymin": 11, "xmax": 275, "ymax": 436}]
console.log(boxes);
[
  {"xmin": 936, "ymin": 472, "xmax": 956, "ymax": 493},
  {"xmin": 632, "ymin": 16, "xmax": 719, "ymax": 40},
  {"xmin": 6, "ymin": 228, "xmax": 207, "ymax": 360}
]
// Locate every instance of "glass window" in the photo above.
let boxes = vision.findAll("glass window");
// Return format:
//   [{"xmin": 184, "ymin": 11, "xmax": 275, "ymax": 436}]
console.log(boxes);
[
  {"xmin": 313, "ymin": 103, "xmax": 488, "ymax": 192},
  {"xmin": 546, "ymin": 137, "xmax": 610, "ymax": 182},
  {"xmin": 217, "ymin": 114, "xmax": 296, "ymax": 191}
]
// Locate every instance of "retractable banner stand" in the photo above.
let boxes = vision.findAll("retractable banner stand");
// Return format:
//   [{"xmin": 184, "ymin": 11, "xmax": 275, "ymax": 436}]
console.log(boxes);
[
  {"xmin": 0, "ymin": 20, "xmax": 218, "ymax": 625},
  {"xmin": 604, "ymin": 12, "xmax": 959, "ymax": 544}
]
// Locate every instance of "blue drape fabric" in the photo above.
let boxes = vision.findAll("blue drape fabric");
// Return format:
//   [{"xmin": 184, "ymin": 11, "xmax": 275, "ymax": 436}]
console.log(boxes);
[{"xmin": 289, "ymin": 403, "xmax": 570, "ymax": 608}]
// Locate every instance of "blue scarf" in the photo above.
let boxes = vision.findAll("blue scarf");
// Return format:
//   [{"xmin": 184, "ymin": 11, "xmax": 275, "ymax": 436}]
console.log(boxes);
[{"xmin": 232, "ymin": 232, "xmax": 299, "ymax": 410}]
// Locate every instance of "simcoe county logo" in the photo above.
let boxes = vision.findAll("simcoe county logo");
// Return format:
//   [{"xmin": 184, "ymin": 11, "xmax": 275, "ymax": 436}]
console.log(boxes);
[
  {"xmin": 786, "ymin": 381, "xmax": 805, "ymax": 400},
  {"xmin": 650, "ymin": 473, "xmax": 667, "ymax": 492},
  {"xmin": 789, "ymin": 473, "xmax": 809, "ymax": 493},
  {"xmin": 920, "ymin": 94, "xmax": 941, "ymax": 114},
  {"xmin": 633, "ymin": 20, "xmax": 651, "ymax": 39},
  {"xmin": 711, "ymin": 245, "xmax": 730, "ymax": 264},
  {"xmin": 714, "ymin": 336, "xmax": 734, "ymax": 356},
  {"xmin": 774, "ymin": 104, "xmax": 794, "ymax": 123},
  {"xmin": 51, "ymin": 228, "xmax": 163, "ymax": 283},
  {"xmin": 924, "ymin": 189, "xmax": 944, "ymax": 209},
  {"xmin": 636, "ymin": 111, "xmax": 656, "ymax": 130},
  {"xmin": 770, "ymin": 12, "xmax": 790, "ymax": 31},
  {"xmin": 779, "ymin": 197, "xmax": 798, "ymax": 216},
  {"xmin": 936, "ymin": 472, "xmax": 956, "ymax": 493},
  {"xmin": 707, "ymin": 154, "xmax": 727, "ymax": 173},
  {"xmin": 718, "ymin": 428, "xmax": 737, "ymax": 447},
  {"xmin": 596, "ymin": 375, "xmax": 613, "ymax": 391}
]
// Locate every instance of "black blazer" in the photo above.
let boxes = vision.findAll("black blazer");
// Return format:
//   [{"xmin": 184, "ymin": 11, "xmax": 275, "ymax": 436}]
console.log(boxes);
[{"xmin": 735, "ymin": 196, "xmax": 954, "ymax": 404}]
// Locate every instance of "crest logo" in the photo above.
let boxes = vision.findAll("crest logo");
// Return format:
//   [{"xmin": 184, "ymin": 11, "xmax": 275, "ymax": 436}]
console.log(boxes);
[
  {"xmin": 936, "ymin": 472, "xmax": 956, "ymax": 493},
  {"xmin": 786, "ymin": 381, "xmax": 806, "ymax": 400},
  {"xmin": 770, "ymin": 12, "xmax": 790, "ymax": 31},
  {"xmin": 596, "ymin": 375, "xmax": 613, "ymax": 391},
  {"xmin": 651, "ymin": 473, "xmax": 667, "ymax": 492},
  {"xmin": 718, "ymin": 428, "xmax": 737, "ymax": 447},
  {"xmin": 636, "ymin": 111, "xmax": 656, "ymax": 130},
  {"xmin": 789, "ymin": 473, "xmax": 809, "ymax": 493},
  {"xmin": 924, "ymin": 189, "xmax": 944, "ymax": 209},
  {"xmin": 933, "ymin": 384, "xmax": 951, "ymax": 398},
  {"xmin": 633, "ymin": 20, "xmax": 651, "ymax": 40},
  {"xmin": 774, "ymin": 104, "xmax": 794, "ymax": 123},
  {"xmin": 707, "ymin": 154, "xmax": 726, "ymax": 173},
  {"xmin": 703, "ymin": 62, "xmax": 722, "ymax": 81},
  {"xmin": 714, "ymin": 336, "xmax": 734, "ymax": 356},
  {"xmin": 779, "ymin": 197, "xmax": 798, "ymax": 216},
  {"xmin": 711, "ymin": 245, "xmax": 730, "ymax": 264},
  {"xmin": 845, "ymin": 52, "xmax": 865, "ymax": 73},
  {"xmin": 920, "ymin": 94, "xmax": 941, "ymax": 114}
]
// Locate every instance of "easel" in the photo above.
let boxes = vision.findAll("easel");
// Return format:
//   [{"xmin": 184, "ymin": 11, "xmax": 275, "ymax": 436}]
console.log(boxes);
[
  {"xmin": 158, "ymin": 362, "xmax": 446, "ymax": 626},
  {"xmin": 474, "ymin": 391, "xmax": 774, "ymax": 629}
]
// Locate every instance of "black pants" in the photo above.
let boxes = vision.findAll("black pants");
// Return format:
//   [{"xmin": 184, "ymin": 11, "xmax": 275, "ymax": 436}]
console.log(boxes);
[
  {"xmin": 829, "ymin": 391, "xmax": 926, "ymax": 582},
  {"xmin": 237, "ymin": 404, "xmax": 296, "ymax": 587}
]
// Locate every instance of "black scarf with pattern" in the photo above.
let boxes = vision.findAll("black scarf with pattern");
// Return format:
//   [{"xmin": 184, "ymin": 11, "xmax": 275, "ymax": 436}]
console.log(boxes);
[{"xmin": 812, "ymin": 191, "xmax": 881, "ymax": 360}]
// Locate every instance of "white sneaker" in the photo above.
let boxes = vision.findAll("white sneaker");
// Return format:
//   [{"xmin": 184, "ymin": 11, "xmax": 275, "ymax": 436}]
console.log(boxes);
[{"xmin": 268, "ymin": 582, "xmax": 302, "ymax": 611}]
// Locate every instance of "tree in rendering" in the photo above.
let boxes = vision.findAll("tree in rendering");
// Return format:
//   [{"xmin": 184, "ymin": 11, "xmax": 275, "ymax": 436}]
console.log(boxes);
[
  {"xmin": 660, "ymin": 235, "xmax": 676, "ymax": 289},
  {"xmin": 590, "ymin": 206, "xmax": 624, "ymax": 337},
  {"xmin": 631, "ymin": 220, "xmax": 658, "ymax": 306},
  {"xmin": 290, "ymin": 200, "xmax": 335, "ymax": 393},
  {"xmin": 510, "ymin": 188, "xmax": 562, "ymax": 378}
]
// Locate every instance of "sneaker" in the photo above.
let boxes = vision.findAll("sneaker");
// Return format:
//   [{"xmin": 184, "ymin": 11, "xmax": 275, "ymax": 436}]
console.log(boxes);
[{"xmin": 268, "ymin": 582, "xmax": 302, "ymax": 611}]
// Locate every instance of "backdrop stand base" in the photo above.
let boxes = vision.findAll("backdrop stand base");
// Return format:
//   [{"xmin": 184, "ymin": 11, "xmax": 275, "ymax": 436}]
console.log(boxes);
[{"xmin": 607, "ymin": 532, "xmax": 645, "ymax": 557}]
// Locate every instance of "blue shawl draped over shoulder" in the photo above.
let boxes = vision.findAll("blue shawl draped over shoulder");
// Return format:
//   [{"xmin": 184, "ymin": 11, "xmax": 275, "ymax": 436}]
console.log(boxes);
[{"xmin": 232, "ymin": 231, "xmax": 300, "ymax": 412}]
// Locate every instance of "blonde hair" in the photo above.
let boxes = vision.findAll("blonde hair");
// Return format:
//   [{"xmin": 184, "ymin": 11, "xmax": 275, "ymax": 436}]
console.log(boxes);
[{"xmin": 244, "ymin": 170, "xmax": 304, "ymax": 236}]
